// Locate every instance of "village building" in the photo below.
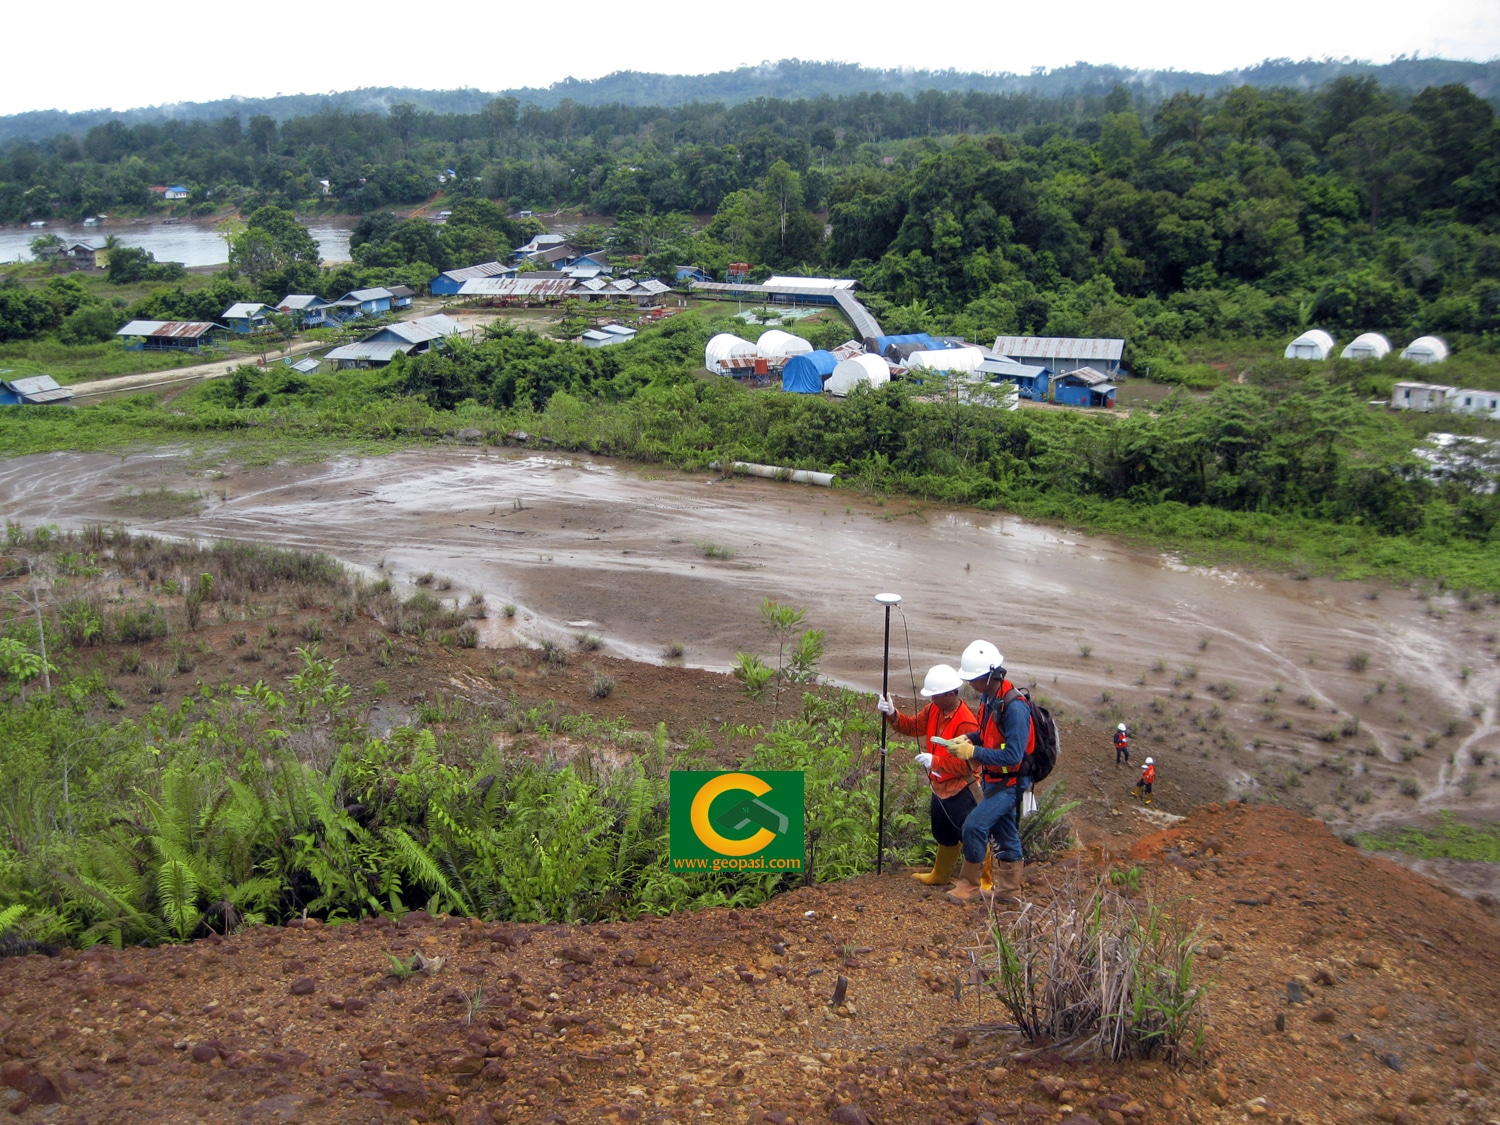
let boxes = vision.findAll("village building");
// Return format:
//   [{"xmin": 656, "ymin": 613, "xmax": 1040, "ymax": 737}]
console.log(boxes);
[
  {"xmin": 992, "ymin": 336, "xmax": 1125, "ymax": 376},
  {"xmin": 324, "ymin": 314, "xmax": 463, "ymax": 369},
  {"xmin": 115, "ymin": 320, "xmax": 228, "ymax": 352},
  {"xmin": 223, "ymin": 303, "xmax": 274, "ymax": 335},
  {"xmin": 0, "ymin": 374, "xmax": 74, "ymax": 405},
  {"xmin": 1052, "ymin": 365, "xmax": 1118, "ymax": 408},
  {"xmin": 430, "ymin": 262, "xmax": 514, "ymax": 297}
]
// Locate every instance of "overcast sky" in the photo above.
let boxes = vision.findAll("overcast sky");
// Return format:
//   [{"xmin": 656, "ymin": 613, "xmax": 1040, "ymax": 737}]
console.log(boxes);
[{"xmin": 4, "ymin": 0, "xmax": 1497, "ymax": 116}]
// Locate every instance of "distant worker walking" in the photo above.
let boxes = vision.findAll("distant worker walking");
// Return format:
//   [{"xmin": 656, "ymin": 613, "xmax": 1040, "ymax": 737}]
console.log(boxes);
[
  {"xmin": 1136, "ymin": 758, "xmax": 1156, "ymax": 804},
  {"xmin": 1114, "ymin": 723, "xmax": 1130, "ymax": 767},
  {"xmin": 877, "ymin": 665, "xmax": 980, "ymax": 887}
]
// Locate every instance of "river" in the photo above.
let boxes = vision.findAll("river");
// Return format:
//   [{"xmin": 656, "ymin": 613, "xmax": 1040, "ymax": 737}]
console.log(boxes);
[
  {"xmin": 1, "ymin": 447, "xmax": 1495, "ymax": 847},
  {"xmin": 0, "ymin": 218, "xmax": 352, "ymax": 267}
]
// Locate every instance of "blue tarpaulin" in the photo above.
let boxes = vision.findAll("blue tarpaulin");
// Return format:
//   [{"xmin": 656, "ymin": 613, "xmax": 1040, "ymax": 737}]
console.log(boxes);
[{"xmin": 781, "ymin": 350, "xmax": 838, "ymax": 393}]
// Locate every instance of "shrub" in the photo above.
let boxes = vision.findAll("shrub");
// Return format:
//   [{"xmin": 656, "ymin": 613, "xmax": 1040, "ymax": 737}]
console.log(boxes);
[
  {"xmin": 575, "ymin": 633, "xmax": 602, "ymax": 652},
  {"xmin": 694, "ymin": 540, "xmax": 735, "ymax": 560},
  {"xmin": 456, "ymin": 624, "xmax": 479, "ymax": 649},
  {"xmin": 540, "ymin": 639, "xmax": 567, "ymax": 666},
  {"xmin": 1347, "ymin": 652, "xmax": 1369, "ymax": 673},
  {"xmin": 589, "ymin": 672, "xmax": 616, "ymax": 699},
  {"xmin": 980, "ymin": 875, "xmax": 1209, "ymax": 1061},
  {"xmin": 662, "ymin": 641, "xmax": 685, "ymax": 659}
]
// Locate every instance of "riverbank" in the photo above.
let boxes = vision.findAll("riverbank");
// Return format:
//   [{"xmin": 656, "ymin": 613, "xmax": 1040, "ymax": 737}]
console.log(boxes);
[{"xmin": 2, "ymin": 446, "xmax": 1495, "ymax": 845}]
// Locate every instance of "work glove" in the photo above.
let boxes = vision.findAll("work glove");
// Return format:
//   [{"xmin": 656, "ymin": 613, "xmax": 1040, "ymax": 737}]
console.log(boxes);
[
  {"xmin": 948, "ymin": 740, "xmax": 975, "ymax": 761},
  {"xmin": 876, "ymin": 694, "xmax": 896, "ymax": 716},
  {"xmin": 914, "ymin": 752, "xmax": 934, "ymax": 771}
]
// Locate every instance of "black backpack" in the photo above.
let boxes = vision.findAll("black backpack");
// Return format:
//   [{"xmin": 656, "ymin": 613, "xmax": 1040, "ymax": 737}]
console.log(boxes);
[{"xmin": 1000, "ymin": 687, "xmax": 1060, "ymax": 784}]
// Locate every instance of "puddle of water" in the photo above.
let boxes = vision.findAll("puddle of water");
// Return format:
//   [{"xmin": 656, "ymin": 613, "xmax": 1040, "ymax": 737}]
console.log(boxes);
[
  {"xmin": 2, "ymin": 447, "xmax": 1496, "ymax": 835},
  {"xmin": 0, "ymin": 219, "xmax": 352, "ymax": 267}
]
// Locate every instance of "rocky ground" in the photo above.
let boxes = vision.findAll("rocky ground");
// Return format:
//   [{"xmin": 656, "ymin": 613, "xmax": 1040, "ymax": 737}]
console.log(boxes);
[{"xmin": 3, "ymin": 802, "xmax": 1497, "ymax": 1125}]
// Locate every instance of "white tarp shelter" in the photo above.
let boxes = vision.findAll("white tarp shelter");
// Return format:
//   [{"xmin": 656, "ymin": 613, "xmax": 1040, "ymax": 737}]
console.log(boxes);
[
  {"xmin": 1401, "ymin": 336, "xmax": 1449, "ymax": 365},
  {"xmin": 705, "ymin": 333, "xmax": 757, "ymax": 372},
  {"xmin": 1285, "ymin": 330, "xmax": 1335, "ymax": 360},
  {"xmin": 827, "ymin": 353, "xmax": 890, "ymax": 397},
  {"xmin": 907, "ymin": 347, "xmax": 986, "ymax": 373},
  {"xmin": 1342, "ymin": 332, "xmax": 1391, "ymax": 360},
  {"xmin": 755, "ymin": 329, "xmax": 813, "ymax": 360}
]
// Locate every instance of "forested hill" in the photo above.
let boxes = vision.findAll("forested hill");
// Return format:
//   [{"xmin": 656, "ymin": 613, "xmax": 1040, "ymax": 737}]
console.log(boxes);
[{"xmin": 3, "ymin": 56, "xmax": 1497, "ymax": 144}]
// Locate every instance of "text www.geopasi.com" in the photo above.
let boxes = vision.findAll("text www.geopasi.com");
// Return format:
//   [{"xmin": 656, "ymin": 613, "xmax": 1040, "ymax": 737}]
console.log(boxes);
[{"xmin": 671, "ymin": 857, "xmax": 805, "ymax": 871}]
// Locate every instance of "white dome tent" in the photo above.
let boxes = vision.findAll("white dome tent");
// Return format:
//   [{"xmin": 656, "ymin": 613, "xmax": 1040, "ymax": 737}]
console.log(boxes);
[
  {"xmin": 704, "ymin": 333, "xmax": 756, "ymax": 373},
  {"xmin": 907, "ymin": 347, "xmax": 986, "ymax": 373},
  {"xmin": 1401, "ymin": 336, "xmax": 1449, "ymax": 365},
  {"xmin": 1284, "ymin": 330, "xmax": 1335, "ymax": 360},
  {"xmin": 1341, "ymin": 332, "xmax": 1391, "ymax": 360},
  {"xmin": 754, "ymin": 329, "xmax": 813, "ymax": 360},
  {"xmin": 827, "ymin": 353, "xmax": 890, "ymax": 397}
]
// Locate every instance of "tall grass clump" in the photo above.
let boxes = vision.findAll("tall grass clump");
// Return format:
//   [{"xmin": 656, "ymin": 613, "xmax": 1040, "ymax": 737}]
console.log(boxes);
[{"xmin": 980, "ymin": 874, "xmax": 1210, "ymax": 1061}]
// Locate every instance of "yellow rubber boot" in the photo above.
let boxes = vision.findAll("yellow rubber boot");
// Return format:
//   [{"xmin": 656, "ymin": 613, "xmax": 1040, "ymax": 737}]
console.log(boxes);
[
  {"xmin": 979, "ymin": 848, "xmax": 994, "ymax": 891},
  {"xmin": 912, "ymin": 844, "xmax": 961, "ymax": 886}
]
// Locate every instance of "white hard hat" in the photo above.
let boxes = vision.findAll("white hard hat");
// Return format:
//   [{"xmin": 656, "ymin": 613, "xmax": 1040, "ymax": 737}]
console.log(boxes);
[
  {"xmin": 958, "ymin": 640, "xmax": 1003, "ymax": 681},
  {"xmin": 1144, "ymin": 758, "xmax": 1154, "ymax": 766},
  {"xmin": 920, "ymin": 664, "xmax": 964, "ymax": 697},
  {"xmin": 1118, "ymin": 723, "xmax": 1127, "ymax": 732}
]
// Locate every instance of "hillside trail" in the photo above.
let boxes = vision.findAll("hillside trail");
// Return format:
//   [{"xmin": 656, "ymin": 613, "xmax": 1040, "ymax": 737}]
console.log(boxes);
[{"xmin": 1, "ymin": 802, "xmax": 1495, "ymax": 1125}]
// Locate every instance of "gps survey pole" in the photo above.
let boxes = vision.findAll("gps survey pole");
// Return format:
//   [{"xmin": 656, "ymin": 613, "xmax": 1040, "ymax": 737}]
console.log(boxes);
[{"xmin": 874, "ymin": 592, "xmax": 902, "ymax": 875}]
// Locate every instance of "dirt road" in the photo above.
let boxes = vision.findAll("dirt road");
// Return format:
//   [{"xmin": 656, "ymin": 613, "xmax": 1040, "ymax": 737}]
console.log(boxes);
[{"xmin": 68, "ymin": 298, "xmax": 505, "ymax": 400}]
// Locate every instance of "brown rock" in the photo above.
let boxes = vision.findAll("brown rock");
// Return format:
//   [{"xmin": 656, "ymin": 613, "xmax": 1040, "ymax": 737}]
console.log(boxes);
[
  {"xmin": 1021, "ymin": 1104, "xmax": 1049, "ymax": 1117},
  {"xmin": 1311, "ymin": 1008, "xmax": 1336, "ymax": 1023},
  {"xmin": 1368, "ymin": 1004, "xmax": 1389, "ymax": 1019},
  {"xmin": 559, "ymin": 946, "xmax": 594, "ymax": 965},
  {"xmin": 1458, "ymin": 1063, "xmax": 1493, "ymax": 1090},
  {"xmin": 1356, "ymin": 951, "xmax": 1384, "ymax": 969},
  {"xmin": 1037, "ymin": 1076, "xmax": 1068, "ymax": 1101},
  {"xmin": 1120, "ymin": 1103, "xmax": 1146, "ymax": 1118},
  {"xmin": 191, "ymin": 1044, "xmax": 219, "ymax": 1063},
  {"xmin": 104, "ymin": 972, "xmax": 147, "ymax": 988},
  {"xmin": 289, "ymin": 977, "xmax": 316, "ymax": 996},
  {"xmin": 829, "ymin": 1106, "xmax": 870, "ymax": 1125},
  {"xmin": 1204, "ymin": 943, "xmax": 1225, "ymax": 960},
  {"xmin": 1207, "ymin": 1071, "xmax": 1229, "ymax": 1106},
  {"xmin": 1406, "ymin": 1087, "xmax": 1436, "ymax": 1105},
  {"xmin": 374, "ymin": 1073, "xmax": 429, "ymax": 1108},
  {"xmin": 448, "ymin": 1055, "xmax": 486, "ymax": 1076}
]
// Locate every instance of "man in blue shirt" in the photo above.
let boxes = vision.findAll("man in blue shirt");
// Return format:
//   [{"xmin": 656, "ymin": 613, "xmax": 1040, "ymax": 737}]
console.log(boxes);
[{"xmin": 944, "ymin": 639, "xmax": 1033, "ymax": 906}]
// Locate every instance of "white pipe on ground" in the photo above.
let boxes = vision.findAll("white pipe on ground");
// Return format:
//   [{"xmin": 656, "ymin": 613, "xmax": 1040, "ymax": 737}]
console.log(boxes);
[{"xmin": 708, "ymin": 461, "xmax": 835, "ymax": 487}]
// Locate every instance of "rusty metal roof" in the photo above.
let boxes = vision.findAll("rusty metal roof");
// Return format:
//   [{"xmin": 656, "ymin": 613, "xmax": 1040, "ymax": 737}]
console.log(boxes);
[{"xmin": 116, "ymin": 320, "xmax": 225, "ymax": 339}]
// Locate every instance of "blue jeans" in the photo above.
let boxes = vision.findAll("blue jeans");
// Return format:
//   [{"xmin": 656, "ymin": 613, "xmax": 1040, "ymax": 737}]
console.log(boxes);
[{"xmin": 962, "ymin": 782, "xmax": 1023, "ymax": 863}]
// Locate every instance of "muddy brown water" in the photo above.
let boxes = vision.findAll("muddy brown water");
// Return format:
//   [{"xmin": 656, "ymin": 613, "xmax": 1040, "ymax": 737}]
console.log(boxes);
[{"xmin": 3, "ymin": 448, "xmax": 1496, "ymax": 844}]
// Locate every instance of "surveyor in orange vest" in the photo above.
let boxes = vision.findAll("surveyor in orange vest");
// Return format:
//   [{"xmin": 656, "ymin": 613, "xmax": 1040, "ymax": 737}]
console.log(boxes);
[
  {"xmin": 1114, "ymin": 723, "xmax": 1130, "ymax": 767},
  {"xmin": 877, "ymin": 664, "xmax": 980, "ymax": 886},
  {"xmin": 1136, "ymin": 758, "xmax": 1156, "ymax": 804}
]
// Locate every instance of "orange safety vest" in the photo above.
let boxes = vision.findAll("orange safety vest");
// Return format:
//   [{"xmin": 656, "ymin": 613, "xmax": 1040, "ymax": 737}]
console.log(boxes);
[
  {"xmin": 890, "ymin": 700, "xmax": 979, "ymax": 799},
  {"xmin": 975, "ymin": 681, "xmax": 1035, "ymax": 788},
  {"xmin": 1114, "ymin": 731, "xmax": 1129, "ymax": 751},
  {"xmin": 1141, "ymin": 764, "xmax": 1156, "ymax": 785}
]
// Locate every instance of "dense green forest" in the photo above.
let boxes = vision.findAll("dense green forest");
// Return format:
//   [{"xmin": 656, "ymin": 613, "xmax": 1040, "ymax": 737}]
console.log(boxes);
[
  {"xmin": 4, "ymin": 76, "xmax": 1499, "ymax": 368},
  {"xmin": 2, "ymin": 57, "xmax": 1496, "ymax": 143}
]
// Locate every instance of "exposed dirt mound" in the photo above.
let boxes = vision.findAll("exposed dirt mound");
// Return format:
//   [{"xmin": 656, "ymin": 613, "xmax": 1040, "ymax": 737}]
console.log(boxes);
[{"xmin": 3, "ymin": 805, "xmax": 1497, "ymax": 1125}]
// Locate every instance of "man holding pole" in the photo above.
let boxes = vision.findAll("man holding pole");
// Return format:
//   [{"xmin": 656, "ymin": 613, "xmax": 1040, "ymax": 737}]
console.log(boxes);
[
  {"xmin": 944, "ymin": 639, "xmax": 1033, "ymax": 906},
  {"xmin": 877, "ymin": 665, "xmax": 980, "ymax": 886}
]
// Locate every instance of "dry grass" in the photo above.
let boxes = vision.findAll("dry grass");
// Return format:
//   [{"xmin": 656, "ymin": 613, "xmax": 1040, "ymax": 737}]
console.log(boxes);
[{"xmin": 973, "ymin": 872, "xmax": 1210, "ymax": 1061}]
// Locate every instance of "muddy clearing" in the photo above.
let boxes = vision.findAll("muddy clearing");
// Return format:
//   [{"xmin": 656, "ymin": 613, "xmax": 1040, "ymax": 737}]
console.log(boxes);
[{"xmin": 1, "ymin": 447, "xmax": 1496, "ymax": 843}]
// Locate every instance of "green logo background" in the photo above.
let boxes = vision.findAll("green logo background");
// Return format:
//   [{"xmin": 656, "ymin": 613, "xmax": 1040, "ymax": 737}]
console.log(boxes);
[{"xmin": 669, "ymin": 770, "xmax": 804, "ymax": 869}]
